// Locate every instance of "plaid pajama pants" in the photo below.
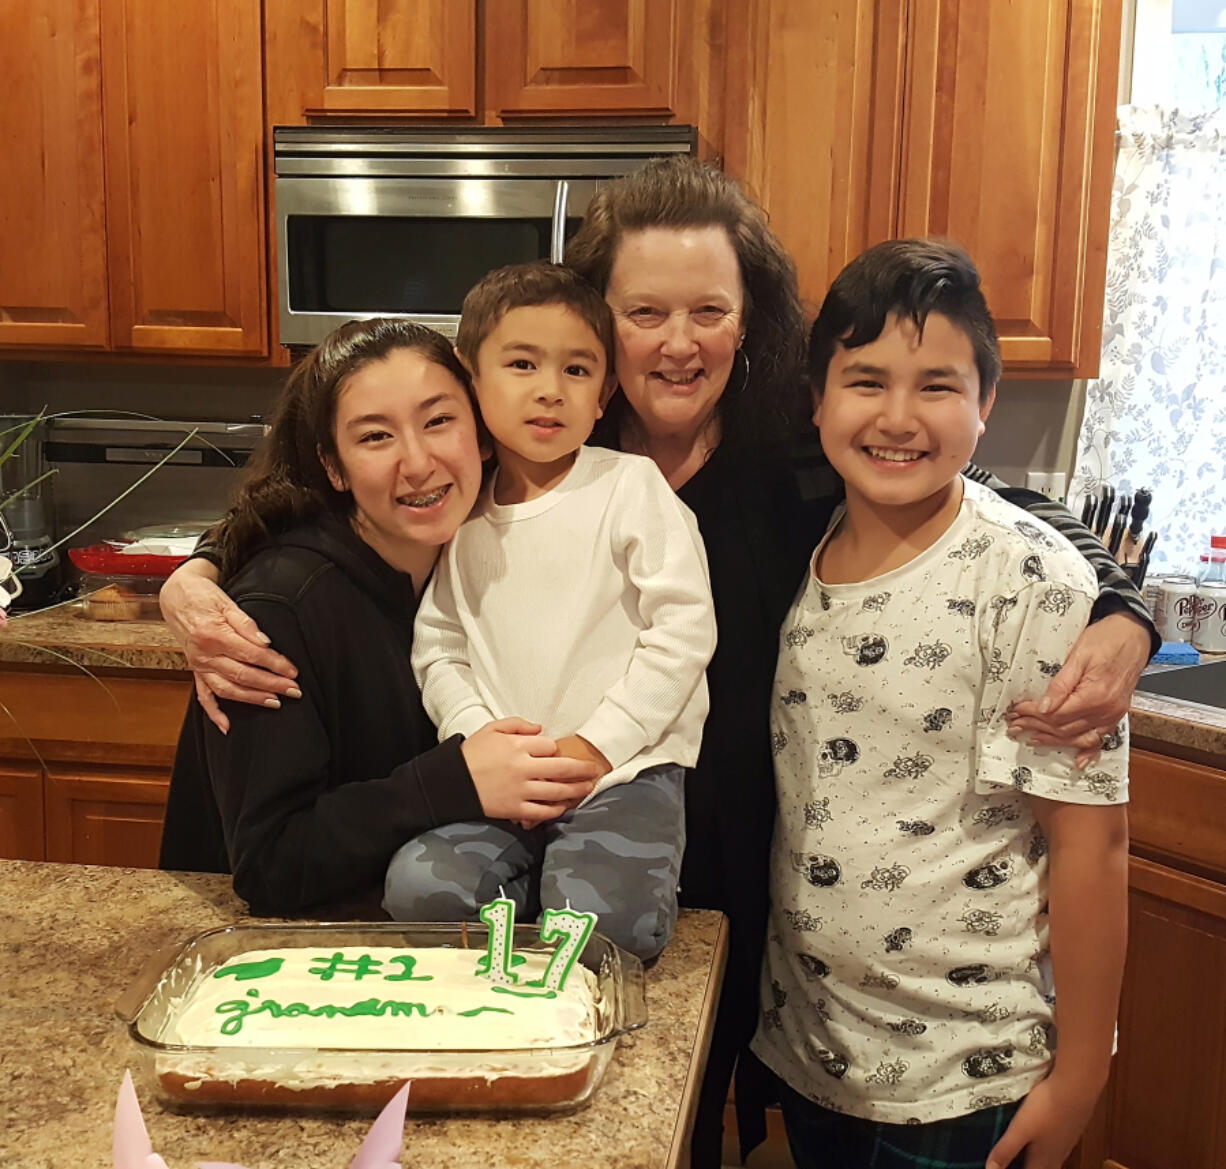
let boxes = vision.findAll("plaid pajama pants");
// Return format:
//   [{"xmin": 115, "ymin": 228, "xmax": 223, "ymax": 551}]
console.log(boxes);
[{"xmin": 776, "ymin": 1077, "xmax": 1026, "ymax": 1169}]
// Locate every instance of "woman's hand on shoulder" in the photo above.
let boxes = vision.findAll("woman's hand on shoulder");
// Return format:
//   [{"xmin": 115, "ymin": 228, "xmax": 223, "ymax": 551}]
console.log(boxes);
[
  {"xmin": 161, "ymin": 558, "xmax": 300, "ymax": 734},
  {"xmin": 1006, "ymin": 610, "xmax": 1149, "ymax": 766},
  {"xmin": 461, "ymin": 718, "xmax": 600, "ymax": 825}
]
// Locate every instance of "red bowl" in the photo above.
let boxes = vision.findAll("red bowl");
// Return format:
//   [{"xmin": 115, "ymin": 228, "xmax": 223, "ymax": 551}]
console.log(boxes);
[{"xmin": 67, "ymin": 543, "xmax": 189, "ymax": 578}]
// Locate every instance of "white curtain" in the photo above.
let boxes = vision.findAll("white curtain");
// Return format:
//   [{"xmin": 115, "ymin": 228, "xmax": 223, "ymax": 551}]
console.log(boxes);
[{"xmin": 1071, "ymin": 104, "xmax": 1226, "ymax": 575}]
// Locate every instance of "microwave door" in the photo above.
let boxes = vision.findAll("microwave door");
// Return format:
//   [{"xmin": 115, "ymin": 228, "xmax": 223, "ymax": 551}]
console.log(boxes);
[{"xmin": 276, "ymin": 176, "xmax": 598, "ymax": 346}]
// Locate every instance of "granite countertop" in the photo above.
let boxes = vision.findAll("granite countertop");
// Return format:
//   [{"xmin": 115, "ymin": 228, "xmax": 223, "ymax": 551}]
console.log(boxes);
[
  {"xmin": 0, "ymin": 606, "xmax": 187, "ymax": 670},
  {"xmin": 0, "ymin": 861, "xmax": 727, "ymax": 1169},
  {"xmin": 2, "ymin": 608, "xmax": 1222, "ymax": 758},
  {"xmin": 1130, "ymin": 689, "xmax": 1226, "ymax": 758}
]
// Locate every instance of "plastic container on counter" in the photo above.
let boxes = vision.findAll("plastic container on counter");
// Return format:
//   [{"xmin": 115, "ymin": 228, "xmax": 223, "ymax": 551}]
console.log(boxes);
[
  {"xmin": 68, "ymin": 544, "xmax": 188, "ymax": 622},
  {"xmin": 74, "ymin": 572, "xmax": 166, "ymax": 621}
]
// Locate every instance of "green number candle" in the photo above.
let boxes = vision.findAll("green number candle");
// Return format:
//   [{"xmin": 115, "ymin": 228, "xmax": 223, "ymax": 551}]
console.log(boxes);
[
  {"xmin": 538, "ymin": 906, "xmax": 597, "ymax": 992},
  {"xmin": 478, "ymin": 896, "xmax": 519, "ymax": 985}
]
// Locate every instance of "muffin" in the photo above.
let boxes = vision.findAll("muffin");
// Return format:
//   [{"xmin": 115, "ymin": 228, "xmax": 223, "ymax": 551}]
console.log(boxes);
[{"xmin": 84, "ymin": 584, "xmax": 142, "ymax": 621}]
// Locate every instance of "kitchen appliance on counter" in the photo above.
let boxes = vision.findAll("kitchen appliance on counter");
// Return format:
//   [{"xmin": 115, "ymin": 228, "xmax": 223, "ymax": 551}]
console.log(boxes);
[
  {"xmin": 42, "ymin": 417, "xmax": 267, "ymax": 584},
  {"xmin": 273, "ymin": 125, "xmax": 696, "ymax": 350},
  {"xmin": 0, "ymin": 414, "xmax": 60, "ymax": 610}
]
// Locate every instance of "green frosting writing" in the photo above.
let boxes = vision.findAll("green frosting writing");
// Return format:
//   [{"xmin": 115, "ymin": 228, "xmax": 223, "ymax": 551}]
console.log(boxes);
[
  {"xmin": 309, "ymin": 952, "xmax": 385, "ymax": 981},
  {"xmin": 383, "ymin": 954, "xmax": 432, "ymax": 982},
  {"xmin": 213, "ymin": 957, "xmax": 285, "ymax": 981},
  {"xmin": 215, "ymin": 991, "xmax": 430, "ymax": 1036},
  {"xmin": 457, "ymin": 1006, "xmax": 515, "ymax": 1017},
  {"xmin": 491, "ymin": 985, "xmax": 558, "ymax": 1001}
]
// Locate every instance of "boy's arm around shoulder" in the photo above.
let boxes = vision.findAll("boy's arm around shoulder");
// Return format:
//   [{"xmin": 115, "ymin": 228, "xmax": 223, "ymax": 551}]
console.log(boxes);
[
  {"xmin": 573, "ymin": 457, "xmax": 716, "ymax": 770},
  {"xmin": 411, "ymin": 547, "xmax": 497, "ymax": 740}
]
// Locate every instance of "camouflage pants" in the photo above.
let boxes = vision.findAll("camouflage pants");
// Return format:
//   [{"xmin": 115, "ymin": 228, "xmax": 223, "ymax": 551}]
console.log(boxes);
[{"xmin": 382, "ymin": 763, "xmax": 685, "ymax": 960}]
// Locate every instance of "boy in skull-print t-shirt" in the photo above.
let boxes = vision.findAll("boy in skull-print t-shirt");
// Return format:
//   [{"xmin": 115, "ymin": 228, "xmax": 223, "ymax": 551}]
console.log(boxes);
[{"xmin": 752, "ymin": 242, "xmax": 1129, "ymax": 1169}]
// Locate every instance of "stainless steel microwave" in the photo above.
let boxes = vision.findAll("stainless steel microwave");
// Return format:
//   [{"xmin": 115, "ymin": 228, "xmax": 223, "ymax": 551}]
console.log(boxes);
[{"xmin": 273, "ymin": 125, "xmax": 697, "ymax": 349}]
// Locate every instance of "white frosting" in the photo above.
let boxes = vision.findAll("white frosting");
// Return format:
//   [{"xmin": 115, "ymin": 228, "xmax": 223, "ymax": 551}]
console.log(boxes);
[{"xmin": 161, "ymin": 946, "xmax": 601, "ymax": 1054}]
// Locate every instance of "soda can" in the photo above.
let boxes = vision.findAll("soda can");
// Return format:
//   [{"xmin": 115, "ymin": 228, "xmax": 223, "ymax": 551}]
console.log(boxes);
[
  {"xmin": 1192, "ymin": 583, "xmax": 1226, "ymax": 653},
  {"xmin": 1142, "ymin": 574, "xmax": 1171, "ymax": 619},
  {"xmin": 1156, "ymin": 575, "xmax": 1198, "ymax": 642}
]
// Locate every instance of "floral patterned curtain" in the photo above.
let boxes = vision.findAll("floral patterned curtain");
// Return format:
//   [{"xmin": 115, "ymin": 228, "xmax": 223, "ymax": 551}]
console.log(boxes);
[{"xmin": 1071, "ymin": 104, "xmax": 1226, "ymax": 575}]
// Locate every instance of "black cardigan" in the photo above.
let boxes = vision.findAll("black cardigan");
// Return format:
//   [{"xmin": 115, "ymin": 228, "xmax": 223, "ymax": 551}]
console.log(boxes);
[{"xmin": 159, "ymin": 516, "xmax": 484, "ymax": 917}]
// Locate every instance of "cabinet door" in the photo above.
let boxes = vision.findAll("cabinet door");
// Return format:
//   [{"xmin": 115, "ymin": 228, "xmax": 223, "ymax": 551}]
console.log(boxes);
[
  {"xmin": 1128, "ymin": 747, "xmax": 1226, "ymax": 881},
  {"xmin": 44, "ymin": 765, "xmax": 168, "ymax": 869},
  {"xmin": 100, "ymin": 0, "xmax": 267, "ymax": 354},
  {"xmin": 1072, "ymin": 857, "xmax": 1226, "ymax": 1169},
  {"xmin": 486, "ymin": 0, "xmax": 678, "ymax": 117},
  {"xmin": 723, "ymin": 0, "xmax": 907, "ymax": 310},
  {"xmin": 265, "ymin": 0, "xmax": 477, "ymax": 118},
  {"xmin": 898, "ymin": 0, "xmax": 1120, "ymax": 375},
  {"xmin": 0, "ymin": 763, "xmax": 45, "ymax": 861},
  {"xmin": 0, "ymin": 0, "xmax": 110, "ymax": 349}
]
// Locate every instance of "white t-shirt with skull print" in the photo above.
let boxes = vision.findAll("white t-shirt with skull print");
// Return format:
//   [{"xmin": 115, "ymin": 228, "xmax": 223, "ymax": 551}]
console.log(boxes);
[{"xmin": 751, "ymin": 476, "xmax": 1129, "ymax": 1124}]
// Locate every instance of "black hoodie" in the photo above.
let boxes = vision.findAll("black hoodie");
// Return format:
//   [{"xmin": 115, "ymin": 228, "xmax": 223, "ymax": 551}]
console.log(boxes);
[{"xmin": 159, "ymin": 516, "xmax": 483, "ymax": 916}]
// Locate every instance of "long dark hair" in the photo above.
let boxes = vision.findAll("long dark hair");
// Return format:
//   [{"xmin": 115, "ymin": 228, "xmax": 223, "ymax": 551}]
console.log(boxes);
[
  {"xmin": 565, "ymin": 156, "xmax": 809, "ymax": 455},
  {"xmin": 216, "ymin": 319, "xmax": 471, "ymax": 581}
]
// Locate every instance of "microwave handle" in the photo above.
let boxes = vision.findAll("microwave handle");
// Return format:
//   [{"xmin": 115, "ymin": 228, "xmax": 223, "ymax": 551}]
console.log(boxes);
[{"xmin": 549, "ymin": 180, "xmax": 570, "ymax": 263}]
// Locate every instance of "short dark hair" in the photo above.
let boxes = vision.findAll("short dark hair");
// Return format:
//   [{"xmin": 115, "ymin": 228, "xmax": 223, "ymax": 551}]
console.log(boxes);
[
  {"xmin": 455, "ymin": 261, "xmax": 614, "ymax": 372},
  {"xmin": 216, "ymin": 318, "xmax": 472, "ymax": 580},
  {"xmin": 566, "ymin": 155, "xmax": 809, "ymax": 454},
  {"xmin": 808, "ymin": 239, "xmax": 1002, "ymax": 402}
]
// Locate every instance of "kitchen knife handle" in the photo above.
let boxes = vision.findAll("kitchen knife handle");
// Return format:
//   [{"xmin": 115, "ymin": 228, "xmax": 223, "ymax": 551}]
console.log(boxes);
[{"xmin": 1129, "ymin": 487, "xmax": 1152, "ymax": 538}]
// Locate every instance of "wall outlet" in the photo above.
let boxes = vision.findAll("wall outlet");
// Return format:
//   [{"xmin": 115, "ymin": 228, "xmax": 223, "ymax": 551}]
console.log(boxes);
[{"xmin": 1025, "ymin": 471, "xmax": 1067, "ymax": 501}]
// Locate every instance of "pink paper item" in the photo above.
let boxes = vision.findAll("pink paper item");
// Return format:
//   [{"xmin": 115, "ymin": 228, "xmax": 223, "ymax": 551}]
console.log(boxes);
[
  {"xmin": 114, "ymin": 1073, "xmax": 410, "ymax": 1169},
  {"xmin": 113, "ymin": 1070, "xmax": 170, "ymax": 1169}
]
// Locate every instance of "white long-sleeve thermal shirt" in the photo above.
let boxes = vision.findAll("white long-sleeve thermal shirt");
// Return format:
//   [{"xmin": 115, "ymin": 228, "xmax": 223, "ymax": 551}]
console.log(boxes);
[{"xmin": 412, "ymin": 446, "xmax": 716, "ymax": 799}]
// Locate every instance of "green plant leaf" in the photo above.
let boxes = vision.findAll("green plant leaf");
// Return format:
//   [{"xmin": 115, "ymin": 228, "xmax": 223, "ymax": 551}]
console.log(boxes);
[{"xmin": 0, "ymin": 412, "xmax": 45, "ymax": 470}]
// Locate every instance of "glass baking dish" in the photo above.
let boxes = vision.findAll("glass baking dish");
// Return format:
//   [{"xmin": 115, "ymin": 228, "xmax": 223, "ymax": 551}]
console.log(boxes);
[{"xmin": 114, "ymin": 922, "xmax": 646, "ymax": 1115}]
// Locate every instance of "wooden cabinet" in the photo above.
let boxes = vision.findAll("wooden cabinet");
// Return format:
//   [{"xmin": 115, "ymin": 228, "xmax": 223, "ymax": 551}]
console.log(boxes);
[
  {"xmin": 44, "ymin": 764, "xmax": 170, "ymax": 868},
  {"xmin": 1067, "ymin": 746, "xmax": 1226, "ymax": 1169},
  {"xmin": 0, "ymin": 667, "xmax": 190, "ymax": 868},
  {"xmin": 486, "ymin": 0, "xmax": 678, "ymax": 117},
  {"xmin": 266, "ymin": 0, "xmax": 478, "ymax": 117},
  {"xmin": 0, "ymin": 762, "xmax": 45, "ymax": 862},
  {"xmin": 0, "ymin": 1, "xmax": 110, "ymax": 349},
  {"xmin": 0, "ymin": 0, "xmax": 268, "ymax": 356},
  {"xmin": 724, "ymin": 0, "xmax": 1121, "ymax": 377},
  {"xmin": 265, "ymin": 0, "xmax": 724, "ymax": 142},
  {"xmin": 99, "ymin": 0, "xmax": 267, "ymax": 355}
]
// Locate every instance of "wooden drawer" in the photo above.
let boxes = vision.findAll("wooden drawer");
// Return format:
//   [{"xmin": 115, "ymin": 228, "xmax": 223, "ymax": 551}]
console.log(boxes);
[{"xmin": 1128, "ymin": 748, "xmax": 1226, "ymax": 882}]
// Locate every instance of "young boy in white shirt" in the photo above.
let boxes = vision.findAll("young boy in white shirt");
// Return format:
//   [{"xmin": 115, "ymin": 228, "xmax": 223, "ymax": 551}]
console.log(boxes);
[
  {"xmin": 751, "ymin": 240, "xmax": 1129, "ymax": 1169},
  {"xmin": 383, "ymin": 262, "xmax": 716, "ymax": 961}
]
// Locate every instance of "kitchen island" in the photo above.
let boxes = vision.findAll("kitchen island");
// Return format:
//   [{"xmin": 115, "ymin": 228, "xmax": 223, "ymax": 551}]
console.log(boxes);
[{"xmin": 0, "ymin": 859, "xmax": 727, "ymax": 1169}]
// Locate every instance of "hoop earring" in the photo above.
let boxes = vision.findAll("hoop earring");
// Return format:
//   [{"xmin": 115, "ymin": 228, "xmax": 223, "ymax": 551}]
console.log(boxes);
[{"xmin": 729, "ymin": 346, "xmax": 751, "ymax": 398}]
